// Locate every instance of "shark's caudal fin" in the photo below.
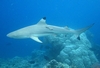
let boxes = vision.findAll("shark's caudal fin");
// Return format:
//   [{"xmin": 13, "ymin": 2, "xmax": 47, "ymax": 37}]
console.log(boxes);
[{"xmin": 75, "ymin": 23, "xmax": 94, "ymax": 40}]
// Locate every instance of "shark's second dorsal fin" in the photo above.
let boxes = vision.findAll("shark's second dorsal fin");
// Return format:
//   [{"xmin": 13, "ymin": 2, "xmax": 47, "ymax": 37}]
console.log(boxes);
[
  {"xmin": 64, "ymin": 26, "xmax": 70, "ymax": 30},
  {"xmin": 37, "ymin": 17, "xmax": 47, "ymax": 25}
]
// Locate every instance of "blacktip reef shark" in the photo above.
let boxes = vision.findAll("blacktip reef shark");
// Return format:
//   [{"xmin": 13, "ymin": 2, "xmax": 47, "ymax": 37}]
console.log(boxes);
[{"xmin": 7, "ymin": 17, "xmax": 94, "ymax": 43}]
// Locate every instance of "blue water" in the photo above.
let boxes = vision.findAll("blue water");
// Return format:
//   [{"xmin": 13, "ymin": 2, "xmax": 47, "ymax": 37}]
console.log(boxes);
[{"xmin": 0, "ymin": 0, "xmax": 100, "ymax": 58}]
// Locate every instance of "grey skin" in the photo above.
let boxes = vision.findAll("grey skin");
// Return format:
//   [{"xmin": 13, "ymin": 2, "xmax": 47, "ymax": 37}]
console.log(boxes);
[{"xmin": 7, "ymin": 17, "xmax": 94, "ymax": 43}]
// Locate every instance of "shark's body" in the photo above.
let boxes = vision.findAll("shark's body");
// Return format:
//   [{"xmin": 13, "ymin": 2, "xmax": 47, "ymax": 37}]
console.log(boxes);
[{"xmin": 7, "ymin": 17, "xmax": 94, "ymax": 43}]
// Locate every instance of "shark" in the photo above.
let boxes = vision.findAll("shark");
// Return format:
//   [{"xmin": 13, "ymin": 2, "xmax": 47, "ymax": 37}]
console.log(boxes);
[{"xmin": 7, "ymin": 17, "xmax": 94, "ymax": 43}]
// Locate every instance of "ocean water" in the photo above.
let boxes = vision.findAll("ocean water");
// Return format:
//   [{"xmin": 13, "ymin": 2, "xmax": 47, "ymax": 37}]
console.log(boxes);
[{"xmin": 0, "ymin": 0, "xmax": 100, "ymax": 61}]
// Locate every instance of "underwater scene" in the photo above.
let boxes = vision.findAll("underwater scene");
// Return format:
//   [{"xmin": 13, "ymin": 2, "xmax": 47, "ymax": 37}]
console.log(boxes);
[{"xmin": 0, "ymin": 0, "xmax": 100, "ymax": 68}]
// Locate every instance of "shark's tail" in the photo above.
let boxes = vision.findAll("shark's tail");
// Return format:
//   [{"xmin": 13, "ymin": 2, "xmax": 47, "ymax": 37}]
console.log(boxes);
[{"xmin": 75, "ymin": 23, "xmax": 94, "ymax": 40}]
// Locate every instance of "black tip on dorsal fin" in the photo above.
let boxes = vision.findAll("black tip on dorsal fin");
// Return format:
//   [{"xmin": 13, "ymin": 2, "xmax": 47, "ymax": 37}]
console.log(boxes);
[
  {"xmin": 43, "ymin": 17, "xmax": 46, "ymax": 20},
  {"xmin": 36, "ymin": 17, "xmax": 47, "ymax": 25}
]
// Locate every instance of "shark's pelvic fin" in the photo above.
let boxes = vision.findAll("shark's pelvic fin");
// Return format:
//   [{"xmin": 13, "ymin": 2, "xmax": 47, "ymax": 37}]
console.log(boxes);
[
  {"xmin": 37, "ymin": 17, "xmax": 47, "ymax": 25},
  {"xmin": 30, "ymin": 36, "xmax": 43, "ymax": 43}
]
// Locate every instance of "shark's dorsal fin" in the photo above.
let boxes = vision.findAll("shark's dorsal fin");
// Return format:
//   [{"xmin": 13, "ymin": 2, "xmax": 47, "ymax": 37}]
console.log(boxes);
[
  {"xmin": 30, "ymin": 36, "xmax": 43, "ymax": 43},
  {"xmin": 37, "ymin": 17, "xmax": 47, "ymax": 25}
]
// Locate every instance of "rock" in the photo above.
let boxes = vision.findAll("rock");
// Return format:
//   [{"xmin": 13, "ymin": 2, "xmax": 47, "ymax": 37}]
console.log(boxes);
[{"xmin": 43, "ymin": 59, "xmax": 69, "ymax": 68}]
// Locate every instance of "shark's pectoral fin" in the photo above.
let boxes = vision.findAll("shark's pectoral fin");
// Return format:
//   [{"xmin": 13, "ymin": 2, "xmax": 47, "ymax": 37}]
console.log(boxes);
[{"xmin": 30, "ymin": 36, "xmax": 43, "ymax": 43}]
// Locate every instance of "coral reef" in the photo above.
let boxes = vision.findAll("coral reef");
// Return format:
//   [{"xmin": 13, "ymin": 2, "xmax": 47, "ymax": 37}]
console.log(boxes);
[
  {"xmin": 45, "ymin": 33, "xmax": 99, "ymax": 68},
  {"xmin": 90, "ymin": 44, "xmax": 100, "ymax": 61},
  {"xmin": 30, "ymin": 50, "xmax": 48, "ymax": 68},
  {"xmin": 0, "ymin": 50, "xmax": 49, "ymax": 68},
  {"xmin": 43, "ymin": 59, "xmax": 69, "ymax": 68},
  {"xmin": 0, "ymin": 30, "xmax": 99, "ymax": 68},
  {"xmin": 0, "ymin": 56, "xmax": 31, "ymax": 68}
]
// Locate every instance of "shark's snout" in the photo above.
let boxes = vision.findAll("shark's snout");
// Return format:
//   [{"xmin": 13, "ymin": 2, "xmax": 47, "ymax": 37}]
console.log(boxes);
[
  {"xmin": 7, "ymin": 31, "xmax": 27, "ymax": 39},
  {"xmin": 7, "ymin": 32, "xmax": 18, "ymax": 38},
  {"xmin": 7, "ymin": 33, "xmax": 13, "ymax": 38}
]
